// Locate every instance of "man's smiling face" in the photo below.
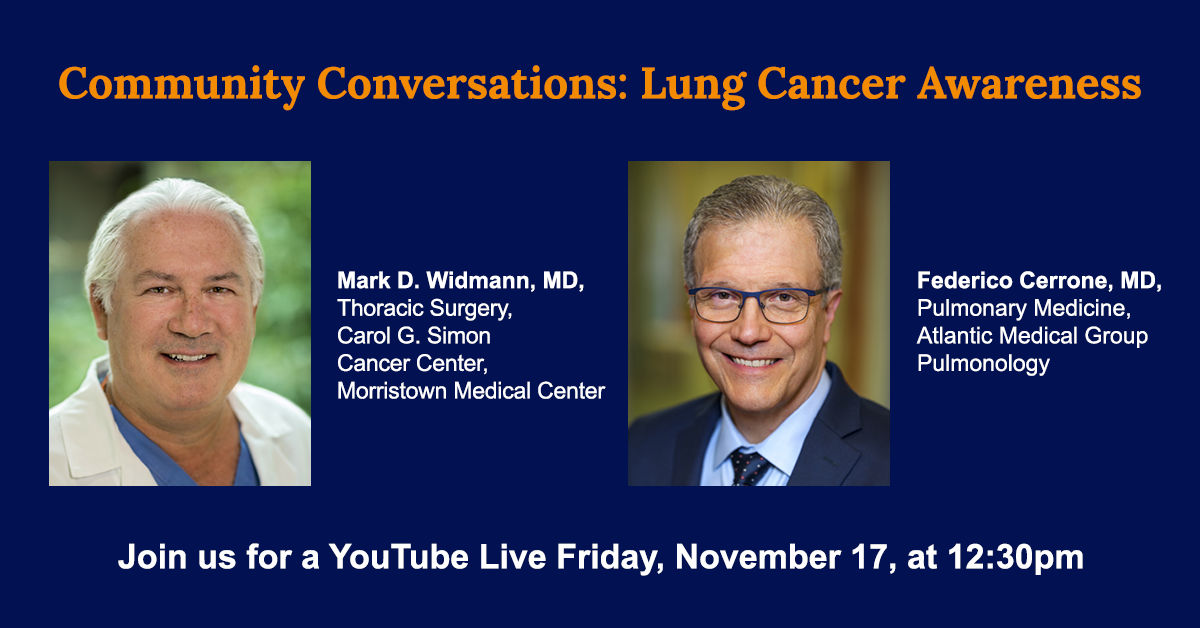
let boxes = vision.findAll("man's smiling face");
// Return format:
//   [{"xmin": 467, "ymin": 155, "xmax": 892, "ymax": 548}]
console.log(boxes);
[
  {"xmin": 92, "ymin": 209, "xmax": 257, "ymax": 421},
  {"xmin": 691, "ymin": 217, "xmax": 841, "ymax": 428}
]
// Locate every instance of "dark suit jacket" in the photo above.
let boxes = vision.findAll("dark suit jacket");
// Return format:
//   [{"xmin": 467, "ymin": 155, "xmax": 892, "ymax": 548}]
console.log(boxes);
[{"xmin": 628, "ymin": 362, "xmax": 889, "ymax": 486}]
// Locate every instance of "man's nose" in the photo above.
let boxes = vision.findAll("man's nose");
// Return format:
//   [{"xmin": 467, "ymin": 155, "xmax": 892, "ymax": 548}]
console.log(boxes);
[
  {"xmin": 167, "ymin": 294, "xmax": 212, "ymax": 338},
  {"xmin": 730, "ymin": 297, "xmax": 772, "ymax": 344}
]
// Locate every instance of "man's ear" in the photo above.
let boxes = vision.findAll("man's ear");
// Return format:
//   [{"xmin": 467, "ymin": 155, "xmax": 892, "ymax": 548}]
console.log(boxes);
[
  {"xmin": 88, "ymin": 285, "xmax": 109, "ymax": 341},
  {"xmin": 821, "ymin": 289, "xmax": 843, "ymax": 345}
]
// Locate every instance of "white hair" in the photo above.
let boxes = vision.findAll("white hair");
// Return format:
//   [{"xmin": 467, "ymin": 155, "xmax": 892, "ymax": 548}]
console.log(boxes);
[{"xmin": 85, "ymin": 178, "xmax": 265, "ymax": 311}]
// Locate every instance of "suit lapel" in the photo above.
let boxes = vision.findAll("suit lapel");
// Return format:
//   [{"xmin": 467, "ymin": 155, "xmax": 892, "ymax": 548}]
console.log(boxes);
[
  {"xmin": 788, "ymin": 421, "xmax": 862, "ymax": 485},
  {"xmin": 788, "ymin": 363, "xmax": 864, "ymax": 486},
  {"xmin": 671, "ymin": 395, "xmax": 721, "ymax": 486}
]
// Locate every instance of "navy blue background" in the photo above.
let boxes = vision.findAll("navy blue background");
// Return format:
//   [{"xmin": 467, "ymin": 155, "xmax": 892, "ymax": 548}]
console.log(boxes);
[{"xmin": 26, "ymin": 3, "xmax": 1195, "ymax": 625}]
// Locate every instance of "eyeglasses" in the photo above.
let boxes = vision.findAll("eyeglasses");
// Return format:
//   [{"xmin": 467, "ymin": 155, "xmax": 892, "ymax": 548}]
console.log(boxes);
[{"xmin": 688, "ymin": 286, "xmax": 827, "ymax": 324}]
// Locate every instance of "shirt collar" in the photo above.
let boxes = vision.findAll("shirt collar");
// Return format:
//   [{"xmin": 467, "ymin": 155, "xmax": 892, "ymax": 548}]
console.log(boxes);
[
  {"xmin": 101, "ymin": 368, "xmax": 260, "ymax": 486},
  {"xmin": 709, "ymin": 368, "xmax": 833, "ymax": 479}
]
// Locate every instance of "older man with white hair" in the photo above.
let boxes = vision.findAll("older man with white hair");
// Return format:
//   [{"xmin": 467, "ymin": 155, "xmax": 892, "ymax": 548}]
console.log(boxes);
[{"xmin": 50, "ymin": 178, "xmax": 311, "ymax": 486}]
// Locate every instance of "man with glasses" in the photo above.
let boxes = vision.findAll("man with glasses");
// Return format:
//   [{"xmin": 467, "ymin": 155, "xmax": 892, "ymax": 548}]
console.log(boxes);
[{"xmin": 629, "ymin": 175, "xmax": 889, "ymax": 486}]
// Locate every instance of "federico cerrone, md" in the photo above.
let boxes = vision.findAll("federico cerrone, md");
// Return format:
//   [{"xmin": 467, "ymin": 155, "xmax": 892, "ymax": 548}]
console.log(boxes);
[
  {"xmin": 628, "ymin": 175, "xmax": 889, "ymax": 486},
  {"xmin": 49, "ymin": 178, "xmax": 311, "ymax": 486}
]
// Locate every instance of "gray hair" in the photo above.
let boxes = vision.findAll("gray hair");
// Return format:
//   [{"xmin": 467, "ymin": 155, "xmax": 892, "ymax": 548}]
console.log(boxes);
[
  {"xmin": 85, "ymin": 178, "xmax": 265, "ymax": 311},
  {"xmin": 683, "ymin": 175, "xmax": 843, "ymax": 296}
]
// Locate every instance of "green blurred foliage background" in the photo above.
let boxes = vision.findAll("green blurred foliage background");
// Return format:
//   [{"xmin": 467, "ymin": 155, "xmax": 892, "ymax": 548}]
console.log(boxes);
[
  {"xmin": 49, "ymin": 162, "xmax": 311, "ymax": 414},
  {"xmin": 628, "ymin": 162, "xmax": 890, "ymax": 421}
]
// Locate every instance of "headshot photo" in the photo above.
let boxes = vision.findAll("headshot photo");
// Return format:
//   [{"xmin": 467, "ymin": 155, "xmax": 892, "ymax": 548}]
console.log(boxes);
[
  {"xmin": 49, "ymin": 162, "xmax": 311, "ymax": 486},
  {"xmin": 628, "ymin": 162, "xmax": 890, "ymax": 486}
]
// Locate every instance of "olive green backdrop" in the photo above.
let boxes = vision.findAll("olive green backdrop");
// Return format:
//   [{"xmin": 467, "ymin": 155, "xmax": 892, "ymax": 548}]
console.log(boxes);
[{"xmin": 49, "ymin": 161, "xmax": 311, "ymax": 414}]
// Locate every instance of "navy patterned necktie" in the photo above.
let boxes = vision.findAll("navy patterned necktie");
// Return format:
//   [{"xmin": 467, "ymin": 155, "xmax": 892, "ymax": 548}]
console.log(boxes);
[{"xmin": 730, "ymin": 450, "xmax": 771, "ymax": 486}]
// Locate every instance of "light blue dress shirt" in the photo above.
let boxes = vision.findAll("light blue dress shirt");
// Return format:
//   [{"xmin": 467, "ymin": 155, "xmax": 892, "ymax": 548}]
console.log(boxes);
[{"xmin": 700, "ymin": 368, "xmax": 832, "ymax": 486}]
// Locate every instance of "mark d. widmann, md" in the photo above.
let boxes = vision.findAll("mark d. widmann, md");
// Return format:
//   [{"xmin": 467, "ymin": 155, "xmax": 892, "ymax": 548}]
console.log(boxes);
[
  {"xmin": 50, "ymin": 178, "xmax": 311, "ymax": 486},
  {"xmin": 629, "ymin": 175, "xmax": 889, "ymax": 486}
]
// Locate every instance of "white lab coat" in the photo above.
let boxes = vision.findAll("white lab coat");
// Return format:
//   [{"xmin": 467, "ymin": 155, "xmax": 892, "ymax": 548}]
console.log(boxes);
[{"xmin": 50, "ymin": 356, "xmax": 311, "ymax": 486}]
